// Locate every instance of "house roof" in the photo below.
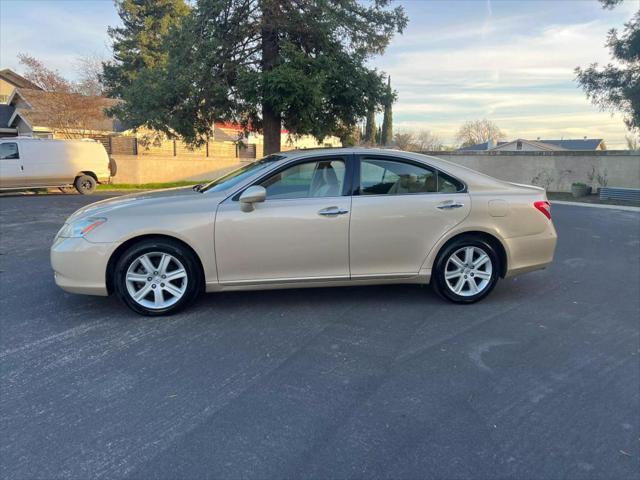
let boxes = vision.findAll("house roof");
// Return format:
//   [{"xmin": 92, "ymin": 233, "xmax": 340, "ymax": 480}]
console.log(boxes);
[
  {"xmin": 457, "ymin": 141, "xmax": 507, "ymax": 151},
  {"xmin": 0, "ymin": 69, "xmax": 42, "ymax": 90},
  {"xmin": 458, "ymin": 138, "xmax": 603, "ymax": 151},
  {"xmin": 538, "ymin": 139, "xmax": 603, "ymax": 150},
  {"xmin": 213, "ymin": 127, "xmax": 239, "ymax": 143},
  {"xmin": 8, "ymin": 88, "xmax": 122, "ymax": 132}
]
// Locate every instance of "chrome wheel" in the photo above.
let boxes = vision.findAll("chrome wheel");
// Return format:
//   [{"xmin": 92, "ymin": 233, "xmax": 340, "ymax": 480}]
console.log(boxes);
[
  {"xmin": 444, "ymin": 246, "xmax": 493, "ymax": 297},
  {"xmin": 125, "ymin": 252, "xmax": 188, "ymax": 310}
]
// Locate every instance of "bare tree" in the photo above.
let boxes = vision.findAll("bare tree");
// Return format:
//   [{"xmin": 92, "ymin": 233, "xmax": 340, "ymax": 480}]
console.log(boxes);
[
  {"xmin": 412, "ymin": 130, "xmax": 443, "ymax": 151},
  {"xmin": 393, "ymin": 132, "xmax": 414, "ymax": 151},
  {"xmin": 17, "ymin": 54, "xmax": 116, "ymax": 138},
  {"xmin": 75, "ymin": 54, "xmax": 106, "ymax": 96},
  {"xmin": 455, "ymin": 119, "xmax": 505, "ymax": 147},
  {"xmin": 17, "ymin": 54, "xmax": 73, "ymax": 92},
  {"xmin": 626, "ymin": 135, "xmax": 640, "ymax": 151}
]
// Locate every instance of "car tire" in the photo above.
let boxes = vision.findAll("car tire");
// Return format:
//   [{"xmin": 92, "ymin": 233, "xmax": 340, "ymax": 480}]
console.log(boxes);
[
  {"xmin": 432, "ymin": 236, "xmax": 500, "ymax": 304},
  {"xmin": 74, "ymin": 175, "xmax": 97, "ymax": 195},
  {"xmin": 109, "ymin": 157, "xmax": 118, "ymax": 177},
  {"xmin": 113, "ymin": 239, "xmax": 203, "ymax": 316}
]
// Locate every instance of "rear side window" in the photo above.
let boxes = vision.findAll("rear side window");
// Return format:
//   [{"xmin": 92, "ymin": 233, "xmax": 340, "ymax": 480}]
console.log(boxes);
[
  {"xmin": 359, "ymin": 157, "xmax": 465, "ymax": 195},
  {"xmin": 0, "ymin": 143, "xmax": 19, "ymax": 160},
  {"xmin": 438, "ymin": 171, "xmax": 465, "ymax": 193},
  {"xmin": 360, "ymin": 158, "xmax": 437, "ymax": 195}
]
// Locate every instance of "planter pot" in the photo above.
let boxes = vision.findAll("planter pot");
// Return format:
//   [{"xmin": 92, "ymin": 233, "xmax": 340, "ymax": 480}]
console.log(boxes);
[{"xmin": 571, "ymin": 184, "xmax": 590, "ymax": 197}]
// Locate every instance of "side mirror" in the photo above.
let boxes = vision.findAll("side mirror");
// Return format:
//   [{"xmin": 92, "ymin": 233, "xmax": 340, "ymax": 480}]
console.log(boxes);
[{"xmin": 239, "ymin": 185, "xmax": 266, "ymax": 212}]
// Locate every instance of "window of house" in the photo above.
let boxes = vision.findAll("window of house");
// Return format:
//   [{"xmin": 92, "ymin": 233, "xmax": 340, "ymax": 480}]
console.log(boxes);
[
  {"xmin": 0, "ymin": 143, "xmax": 19, "ymax": 160},
  {"xmin": 259, "ymin": 159, "xmax": 346, "ymax": 199},
  {"xmin": 516, "ymin": 140, "xmax": 523, "ymax": 150}
]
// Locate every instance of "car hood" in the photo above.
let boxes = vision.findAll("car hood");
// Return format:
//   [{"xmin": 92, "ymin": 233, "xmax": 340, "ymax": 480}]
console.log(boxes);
[{"xmin": 67, "ymin": 187, "xmax": 223, "ymax": 221}]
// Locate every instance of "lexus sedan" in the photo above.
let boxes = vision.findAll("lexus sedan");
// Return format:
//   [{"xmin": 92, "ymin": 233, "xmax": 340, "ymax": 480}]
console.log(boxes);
[{"xmin": 51, "ymin": 148, "xmax": 557, "ymax": 315}]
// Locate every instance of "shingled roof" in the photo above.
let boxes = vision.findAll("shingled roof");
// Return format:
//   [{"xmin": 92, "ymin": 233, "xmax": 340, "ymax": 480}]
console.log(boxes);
[{"xmin": 7, "ymin": 88, "xmax": 122, "ymax": 132}]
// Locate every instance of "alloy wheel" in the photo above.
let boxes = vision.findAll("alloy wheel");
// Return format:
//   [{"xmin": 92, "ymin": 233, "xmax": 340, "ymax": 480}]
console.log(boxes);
[
  {"xmin": 125, "ymin": 252, "xmax": 188, "ymax": 309},
  {"xmin": 444, "ymin": 246, "xmax": 493, "ymax": 297}
]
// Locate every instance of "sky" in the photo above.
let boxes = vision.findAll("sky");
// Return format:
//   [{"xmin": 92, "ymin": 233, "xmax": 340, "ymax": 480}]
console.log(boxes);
[{"xmin": 0, "ymin": 0, "xmax": 638, "ymax": 148}]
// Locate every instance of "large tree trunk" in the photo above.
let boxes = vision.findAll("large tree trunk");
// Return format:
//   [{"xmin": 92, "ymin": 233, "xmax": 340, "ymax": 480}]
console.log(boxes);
[{"xmin": 261, "ymin": 0, "xmax": 281, "ymax": 155}]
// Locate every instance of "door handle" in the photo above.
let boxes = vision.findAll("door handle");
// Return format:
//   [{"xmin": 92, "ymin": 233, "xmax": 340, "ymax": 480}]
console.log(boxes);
[
  {"xmin": 20, "ymin": 165, "xmax": 24, "ymax": 171},
  {"xmin": 437, "ymin": 202, "xmax": 464, "ymax": 210},
  {"xmin": 318, "ymin": 206, "xmax": 349, "ymax": 216}
]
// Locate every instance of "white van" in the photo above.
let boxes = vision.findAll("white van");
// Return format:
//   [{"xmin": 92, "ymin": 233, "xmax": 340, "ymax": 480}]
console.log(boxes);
[{"xmin": 0, "ymin": 138, "xmax": 116, "ymax": 194}]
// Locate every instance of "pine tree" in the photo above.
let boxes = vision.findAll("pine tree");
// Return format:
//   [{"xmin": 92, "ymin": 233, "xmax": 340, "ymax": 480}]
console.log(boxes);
[
  {"xmin": 105, "ymin": 0, "xmax": 407, "ymax": 154},
  {"xmin": 102, "ymin": 0, "xmax": 189, "ymax": 99},
  {"xmin": 575, "ymin": 0, "xmax": 639, "ymax": 132},
  {"xmin": 364, "ymin": 108, "xmax": 377, "ymax": 144},
  {"xmin": 381, "ymin": 76, "xmax": 393, "ymax": 146}
]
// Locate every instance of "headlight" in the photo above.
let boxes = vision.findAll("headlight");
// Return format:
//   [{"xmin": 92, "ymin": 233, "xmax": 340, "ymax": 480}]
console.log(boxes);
[{"xmin": 57, "ymin": 217, "xmax": 107, "ymax": 238}]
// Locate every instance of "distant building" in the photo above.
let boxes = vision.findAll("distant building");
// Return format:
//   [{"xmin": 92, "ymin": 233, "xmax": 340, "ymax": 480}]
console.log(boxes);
[
  {"xmin": 0, "ymin": 87, "xmax": 123, "ymax": 138},
  {"xmin": 458, "ymin": 138, "xmax": 606, "ymax": 152},
  {"xmin": 0, "ymin": 69, "xmax": 42, "ymax": 104}
]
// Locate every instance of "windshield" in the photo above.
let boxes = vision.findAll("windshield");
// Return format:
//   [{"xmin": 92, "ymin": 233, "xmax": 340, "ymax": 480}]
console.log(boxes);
[{"xmin": 199, "ymin": 154, "xmax": 284, "ymax": 193}]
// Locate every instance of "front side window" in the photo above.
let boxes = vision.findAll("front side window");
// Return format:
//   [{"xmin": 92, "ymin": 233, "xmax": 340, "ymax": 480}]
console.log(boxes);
[
  {"xmin": 0, "ymin": 143, "xmax": 19, "ymax": 160},
  {"xmin": 260, "ymin": 159, "xmax": 346, "ymax": 199},
  {"xmin": 360, "ymin": 158, "xmax": 437, "ymax": 195}
]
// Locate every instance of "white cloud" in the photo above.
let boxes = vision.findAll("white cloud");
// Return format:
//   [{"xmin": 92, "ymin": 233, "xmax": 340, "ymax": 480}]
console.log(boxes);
[{"xmin": 379, "ymin": 9, "xmax": 633, "ymax": 148}]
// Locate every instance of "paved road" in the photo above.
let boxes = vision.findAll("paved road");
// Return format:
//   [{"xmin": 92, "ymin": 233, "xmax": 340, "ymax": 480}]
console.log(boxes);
[{"xmin": 1, "ymin": 193, "xmax": 638, "ymax": 480}]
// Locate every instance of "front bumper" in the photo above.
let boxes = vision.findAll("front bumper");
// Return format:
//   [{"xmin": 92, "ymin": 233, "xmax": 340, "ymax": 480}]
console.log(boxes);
[{"xmin": 50, "ymin": 237, "xmax": 118, "ymax": 296}]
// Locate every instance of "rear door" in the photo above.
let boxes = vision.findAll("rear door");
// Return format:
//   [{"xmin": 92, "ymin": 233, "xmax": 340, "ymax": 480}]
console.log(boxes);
[
  {"xmin": 0, "ymin": 142, "xmax": 24, "ymax": 188},
  {"xmin": 349, "ymin": 154, "xmax": 471, "ymax": 277}
]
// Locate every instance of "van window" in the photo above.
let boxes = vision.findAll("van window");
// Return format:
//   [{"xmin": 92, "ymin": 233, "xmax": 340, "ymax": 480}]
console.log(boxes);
[{"xmin": 0, "ymin": 143, "xmax": 19, "ymax": 160}]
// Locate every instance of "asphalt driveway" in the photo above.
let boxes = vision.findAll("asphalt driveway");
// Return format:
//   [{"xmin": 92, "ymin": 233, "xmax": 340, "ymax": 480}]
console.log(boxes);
[{"xmin": 1, "ymin": 193, "xmax": 638, "ymax": 479}]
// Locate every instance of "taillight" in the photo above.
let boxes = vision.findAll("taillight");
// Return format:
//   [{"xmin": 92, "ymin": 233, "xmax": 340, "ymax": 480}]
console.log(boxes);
[{"xmin": 534, "ymin": 200, "xmax": 551, "ymax": 220}]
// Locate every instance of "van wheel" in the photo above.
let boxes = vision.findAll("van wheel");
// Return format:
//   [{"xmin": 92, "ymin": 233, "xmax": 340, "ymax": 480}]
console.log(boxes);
[
  {"xmin": 75, "ymin": 175, "xmax": 96, "ymax": 195},
  {"xmin": 113, "ymin": 239, "xmax": 203, "ymax": 316},
  {"xmin": 432, "ymin": 236, "xmax": 500, "ymax": 304},
  {"xmin": 109, "ymin": 157, "xmax": 118, "ymax": 177}
]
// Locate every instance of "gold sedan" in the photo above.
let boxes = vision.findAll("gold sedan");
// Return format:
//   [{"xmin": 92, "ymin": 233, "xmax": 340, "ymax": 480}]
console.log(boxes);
[{"xmin": 51, "ymin": 148, "xmax": 557, "ymax": 315}]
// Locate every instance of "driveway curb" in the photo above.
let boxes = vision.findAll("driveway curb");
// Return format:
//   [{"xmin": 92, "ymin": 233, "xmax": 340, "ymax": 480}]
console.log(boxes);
[{"xmin": 551, "ymin": 200, "xmax": 640, "ymax": 212}]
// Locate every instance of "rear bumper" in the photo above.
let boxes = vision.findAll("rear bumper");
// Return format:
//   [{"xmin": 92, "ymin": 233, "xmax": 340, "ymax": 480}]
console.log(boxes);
[
  {"xmin": 50, "ymin": 237, "xmax": 117, "ymax": 296},
  {"xmin": 504, "ymin": 222, "xmax": 557, "ymax": 277}
]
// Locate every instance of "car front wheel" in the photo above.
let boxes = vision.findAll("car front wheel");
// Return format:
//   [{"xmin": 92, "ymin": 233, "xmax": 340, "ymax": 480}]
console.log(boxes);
[
  {"xmin": 432, "ymin": 237, "xmax": 500, "ymax": 303},
  {"xmin": 113, "ymin": 239, "xmax": 202, "ymax": 316}
]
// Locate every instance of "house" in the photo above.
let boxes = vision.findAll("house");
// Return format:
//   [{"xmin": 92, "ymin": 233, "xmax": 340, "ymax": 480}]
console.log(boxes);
[
  {"xmin": 0, "ymin": 69, "xmax": 41, "ymax": 104},
  {"xmin": 0, "ymin": 87, "xmax": 122, "ymax": 138},
  {"xmin": 458, "ymin": 138, "xmax": 606, "ymax": 152}
]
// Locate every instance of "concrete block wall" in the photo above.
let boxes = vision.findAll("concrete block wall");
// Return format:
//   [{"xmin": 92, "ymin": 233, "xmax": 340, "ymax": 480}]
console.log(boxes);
[
  {"xmin": 111, "ymin": 155, "xmax": 246, "ymax": 184},
  {"xmin": 111, "ymin": 150, "xmax": 640, "ymax": 192},
  {"xmin": 422, "ymin": 151, "xmax": 640, "ymax": 192}
]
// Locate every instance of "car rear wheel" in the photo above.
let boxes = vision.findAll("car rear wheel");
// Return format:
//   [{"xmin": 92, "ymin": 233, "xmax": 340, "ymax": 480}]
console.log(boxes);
[
  {"xmin": 74, "ymin": 175, "xmax": 96, "ymax": 195},
  {"xmin": 113, "ymin": 239, "xmax": 202, "ymax": 316},
  {"xmin": 432, "ymin": 237, "xmax": 500, "ymax": 303}
]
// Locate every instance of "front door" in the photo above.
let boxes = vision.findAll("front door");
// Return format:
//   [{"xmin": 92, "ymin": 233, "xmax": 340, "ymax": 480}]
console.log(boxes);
[
  {"xmin": 349, "ymin": 155, "xmax": 471, "ymax": 277},
  {"xmin": 0, "ymin": 142, "xmax": 23, "ymax": 188},
  {"xmin": 215, "ymin": 156, "xmax": 352, "ymax": 284}
]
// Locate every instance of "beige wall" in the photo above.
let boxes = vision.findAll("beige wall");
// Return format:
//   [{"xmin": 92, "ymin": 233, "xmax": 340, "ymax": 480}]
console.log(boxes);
[
  {"xmin": 112, "ymin": 154, "xmax": 245, "ymax": 184},
  {"xmin": 111, "ymin": 150, "xmax": 640, "ymax": 192},
  {"xmin": 0, "ymin": 79, "xmax": 14, "ymax": 103},
  {"xmin": 426, "ymin": 151, "xmax": 640, "ymax": 192}
]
